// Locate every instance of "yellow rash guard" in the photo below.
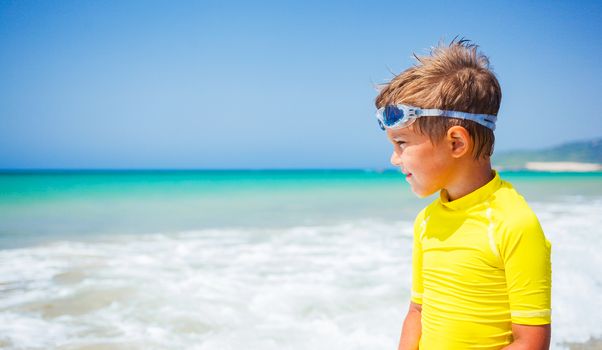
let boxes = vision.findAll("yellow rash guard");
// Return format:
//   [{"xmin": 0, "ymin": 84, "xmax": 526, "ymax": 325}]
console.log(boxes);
[{"xmin": 410, "ymin": 171, "xmax": 551, "ymax": 349}]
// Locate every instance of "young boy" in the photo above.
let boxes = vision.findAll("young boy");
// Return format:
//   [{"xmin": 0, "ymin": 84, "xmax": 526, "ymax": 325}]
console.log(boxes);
[{"xmin": 375, "ymin": 39, "xmax": 552, "ymax": 350}]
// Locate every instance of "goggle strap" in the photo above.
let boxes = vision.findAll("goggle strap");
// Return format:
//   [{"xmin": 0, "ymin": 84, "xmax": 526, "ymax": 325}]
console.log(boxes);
[{"xmin": 418, "ymin": 108, "xmax": 497, "ymax": 130}]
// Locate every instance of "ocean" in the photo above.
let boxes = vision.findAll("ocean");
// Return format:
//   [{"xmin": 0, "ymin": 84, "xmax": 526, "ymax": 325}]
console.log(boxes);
[{"xmin": 1, "ymin": 170, "xmax": 601, "ymax": 349}]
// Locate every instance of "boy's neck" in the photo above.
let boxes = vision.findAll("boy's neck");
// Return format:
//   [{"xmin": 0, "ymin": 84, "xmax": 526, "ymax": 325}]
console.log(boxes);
[{"xmin": 443, "ymin": 159, "xmax": 494, "ymax": 201}]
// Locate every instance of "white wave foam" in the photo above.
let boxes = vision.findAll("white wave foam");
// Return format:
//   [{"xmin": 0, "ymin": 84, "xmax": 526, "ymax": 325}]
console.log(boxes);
[
  {"xmin": 0, "ymin": 220, "xmax": 413, "ymax": 349},
  {"xmin": 0, "ymin": 201, "xmax": 601, "ymax": 350},
  {"xmin": 531, "ymin": 198, "xmax": 602, "ymax": 348}
]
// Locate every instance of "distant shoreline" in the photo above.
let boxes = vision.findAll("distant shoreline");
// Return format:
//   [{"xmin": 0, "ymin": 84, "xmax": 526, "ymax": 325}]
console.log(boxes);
[
  {"xmin": 523, "ymin": 162, "xmax": 602, "ymax": 172},
  {"xmin": 494, "ymin": 161, "xmax": 602, "ymax": 173},
  {"xmin": 492, "ymin": 137, "xmax": 602, "ymax": 171},
  {"xmin": 1, "ymin": 166, "xmax": 602, "ymax": 174}
]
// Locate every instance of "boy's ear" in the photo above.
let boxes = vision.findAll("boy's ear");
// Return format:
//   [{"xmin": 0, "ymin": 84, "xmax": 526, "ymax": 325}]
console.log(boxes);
[{"xmin": 446, "ymin": 126, "xmax": 472, "ymax": 158}]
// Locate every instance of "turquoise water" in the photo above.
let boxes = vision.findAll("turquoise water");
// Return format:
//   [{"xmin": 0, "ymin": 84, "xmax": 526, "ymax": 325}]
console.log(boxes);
[
  {"xmin": 1, "ymin": 170, "xmax": 602, "ymax": 248},
  {"xmin": 0, "ymin": 170, "xmax": 410, "ymax": 248},
  {"xmin": 1, "ymin": 170, "xmax": 602, "ymax": 349}
]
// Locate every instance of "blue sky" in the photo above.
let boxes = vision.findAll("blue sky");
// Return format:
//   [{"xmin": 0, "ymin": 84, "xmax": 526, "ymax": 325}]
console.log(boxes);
[{"xmin": 1, "ymin": 0, "xmax": 601, "ymax": 169}]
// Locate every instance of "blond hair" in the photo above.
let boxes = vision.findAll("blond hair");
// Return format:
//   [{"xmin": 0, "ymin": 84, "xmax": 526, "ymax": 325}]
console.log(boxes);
[{"xmin": 375, "ymin": 38, "xmax": 501, "ymax": 158}]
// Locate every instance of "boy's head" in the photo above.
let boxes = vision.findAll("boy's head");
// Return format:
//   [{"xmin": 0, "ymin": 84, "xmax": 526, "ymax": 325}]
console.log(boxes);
[
  {"xmin": 375, "ymin": 39, "xmax": 502, "ymax": 197},
  {"xmin": 375, "ymin": 38, "xmax": 501, "ymax": 159}
]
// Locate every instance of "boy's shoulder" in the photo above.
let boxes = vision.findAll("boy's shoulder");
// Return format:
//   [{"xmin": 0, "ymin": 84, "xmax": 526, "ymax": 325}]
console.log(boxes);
[{"xmin": 492, "ymin": 179, "xmax": 542, "ymax": 231}]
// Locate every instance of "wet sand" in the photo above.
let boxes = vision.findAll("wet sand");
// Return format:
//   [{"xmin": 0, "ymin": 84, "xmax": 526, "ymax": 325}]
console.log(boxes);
[{"xmin": 565, "ymin": 338, "xmax": 602, "ymax": 350}]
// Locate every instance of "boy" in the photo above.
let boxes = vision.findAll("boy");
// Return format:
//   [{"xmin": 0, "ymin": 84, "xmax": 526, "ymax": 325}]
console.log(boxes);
[{"xmin": 375, "ymin": 39, "xmax": 552, "ymax": 349}]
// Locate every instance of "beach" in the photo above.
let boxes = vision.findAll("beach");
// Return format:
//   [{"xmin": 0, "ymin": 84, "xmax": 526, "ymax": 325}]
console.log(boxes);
[
  {"xmin": 565, "ymin": 338, "xmax": 602, "ymax": 350},
  {"xmin": 525, "ymin": 162, "xmax": 602, "ymax": 172},
  {"xmin": 1, "ymin": 170, "xmax": 601, "ymax": 349}
]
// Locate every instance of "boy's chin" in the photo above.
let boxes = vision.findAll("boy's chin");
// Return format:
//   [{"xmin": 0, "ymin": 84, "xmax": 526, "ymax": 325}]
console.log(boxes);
[{"xmin": 410, "ymin": 187, "xmax": 439, "ymax": 199}]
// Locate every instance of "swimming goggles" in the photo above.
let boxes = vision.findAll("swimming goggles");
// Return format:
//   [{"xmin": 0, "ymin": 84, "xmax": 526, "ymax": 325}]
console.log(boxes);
[{"xmin": 376, "ymin": 104, "xmax": 497, "ymax": 131}]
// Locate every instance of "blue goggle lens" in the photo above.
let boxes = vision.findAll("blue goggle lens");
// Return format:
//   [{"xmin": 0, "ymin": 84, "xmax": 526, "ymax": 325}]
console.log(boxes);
[{"xmin": 384, "ymin": 105, "xmax": 404, "ymax": 127}]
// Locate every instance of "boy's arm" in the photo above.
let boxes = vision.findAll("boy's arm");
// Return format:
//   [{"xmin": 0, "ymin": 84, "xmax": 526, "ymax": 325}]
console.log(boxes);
[
  {"xmin": 397, "ymin": 301, "xmax": 422, "ymax": 350},
  {"xmin": 501, "ymin": 323, "xmax": 551, "ymax": 350},
  {"xmin": 499, "ymin": 211, "xmax": 552, "ymax": 347},
  {"xmin": 399, "ymin": 209, "xmax": 425, "ymax": 350}
]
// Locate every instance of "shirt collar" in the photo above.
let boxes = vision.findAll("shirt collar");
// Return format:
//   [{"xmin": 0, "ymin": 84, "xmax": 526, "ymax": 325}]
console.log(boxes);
[{"xmin": 439, "ymin": 170, "xmax": 501, "ymax": 211}]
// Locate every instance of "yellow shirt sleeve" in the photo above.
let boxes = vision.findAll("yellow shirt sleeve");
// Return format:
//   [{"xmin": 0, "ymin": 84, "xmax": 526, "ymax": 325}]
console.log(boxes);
[
  {"xmin": 410, "ymin": 209, "xmax": 425, "ymax": 305},
  {"xmin": 499, "ymin": 211, "xmax": 552, "ymax": 325}
]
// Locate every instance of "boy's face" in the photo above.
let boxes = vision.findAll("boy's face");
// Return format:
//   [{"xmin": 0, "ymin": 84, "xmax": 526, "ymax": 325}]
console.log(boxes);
[{"xmin": 386, "ymin": 125, "xmax": 455, "ymax": 198}]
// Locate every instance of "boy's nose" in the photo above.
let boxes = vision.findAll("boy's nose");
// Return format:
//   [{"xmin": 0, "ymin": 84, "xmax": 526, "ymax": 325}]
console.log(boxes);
[{"xmin": 390, "ymin": 151, "xmax": 402, "ymax": 167}]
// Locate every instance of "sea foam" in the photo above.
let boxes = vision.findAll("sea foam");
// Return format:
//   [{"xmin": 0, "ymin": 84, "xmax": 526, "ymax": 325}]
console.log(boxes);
[{"xmin": 0, "ymin": 199, "xmax": 601, "ymax": 349}]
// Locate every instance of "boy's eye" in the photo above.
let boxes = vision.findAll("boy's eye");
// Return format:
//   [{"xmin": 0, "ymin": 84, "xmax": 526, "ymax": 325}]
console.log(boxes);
[{"xmin": 396, "ymin": 141, "xmax": 406, "ymax": 147}]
